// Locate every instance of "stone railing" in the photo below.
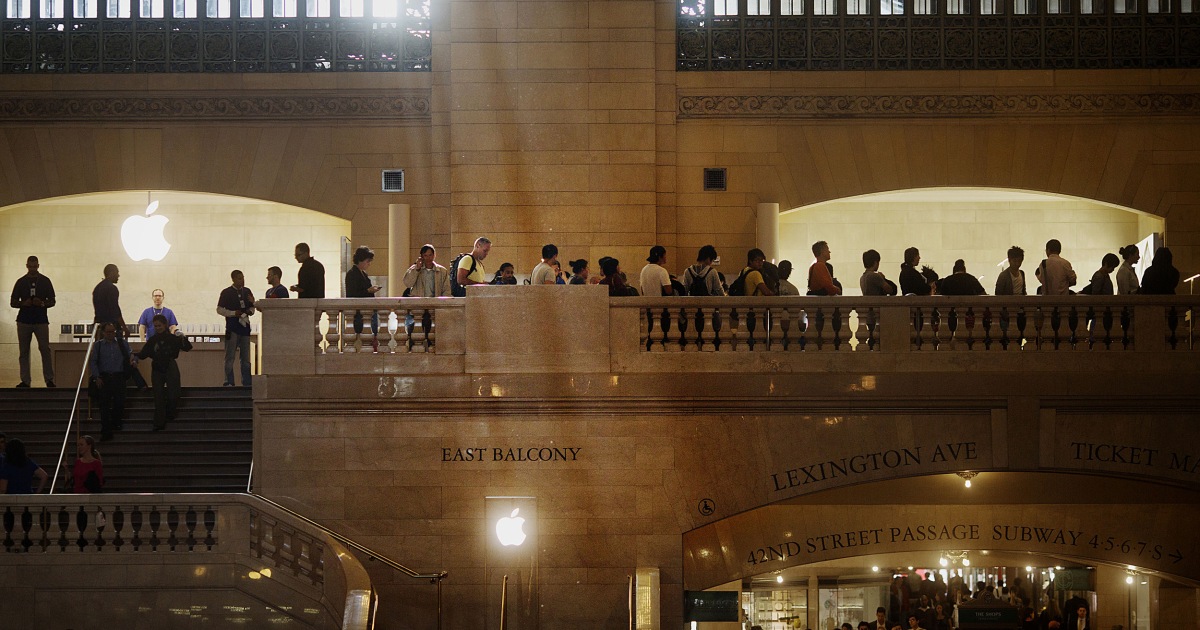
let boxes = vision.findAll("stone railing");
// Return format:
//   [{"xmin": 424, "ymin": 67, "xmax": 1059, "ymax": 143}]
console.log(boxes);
[
  {"xmin": 624, "ymin": 296, "xmax": 1198, "ymax": 353},
  {"xmin": 257, "ymin": 290, "xmax": 1199, "ymax": 377},
  {"xmin": 0, "ymin": 494, "xmax": 372, "ymax": 629}
]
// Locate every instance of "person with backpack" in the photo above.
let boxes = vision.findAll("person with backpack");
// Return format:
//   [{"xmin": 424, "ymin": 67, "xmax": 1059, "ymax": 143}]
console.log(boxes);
[
  {"xmin": 451, "ymin": 237, "xmax": 492, "ymax": 297},
  {"xmin": 682, "ymin": 245, "xmax": 725, "ymax": 296},
  {"xmin": 728, "ymin": 248, "xmax": 775, "ymax": 296}
]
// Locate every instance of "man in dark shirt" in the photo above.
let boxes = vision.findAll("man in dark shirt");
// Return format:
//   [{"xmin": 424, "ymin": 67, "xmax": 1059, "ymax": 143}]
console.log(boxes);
[
  {"xmin": 10, "ymin": 255, "xmax": 56, "ymax": 388},
  {"xmin": 217, "ymin": 270, "xmax": 256, "ymax": 387},
  {"xmin": 290, "ymin": 242, "xmax": 325, "ymax": 298},
  {"xmin": 936, "ymin": 259, "xmax": 987, "ymax": 296},
  {"xmin": 88, "ymin": 322, "xmax": 130, "ymax": 441},
  {"xmin": 92, "ymin": 264, "xmax": 125, "ymax": 331}
]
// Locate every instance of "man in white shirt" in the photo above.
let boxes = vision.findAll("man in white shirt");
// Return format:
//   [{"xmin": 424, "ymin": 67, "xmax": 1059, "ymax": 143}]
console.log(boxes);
[
  {"xmin": 529, "ymin": 244, "xmax": 559, "ymax": 286},
  {"xmin": 1034, "ymin": 239, "xmax": 1076, "ymax": 295},
  {"xmin": 777, "ymin": 260, "xmax": 800, "ymax": 296},
  {"xmin": 639, "ymin": 245, "xmax": 673, "ymax": 297}
]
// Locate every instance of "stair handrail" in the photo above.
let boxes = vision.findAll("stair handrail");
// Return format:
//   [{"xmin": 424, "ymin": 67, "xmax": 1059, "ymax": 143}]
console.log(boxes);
[
  {"xmin": 49, "ymin": 327, "xmax": 100, "ymax": 495},
  {"xmin": 247, "ymin": 492, "xmax": 448, "ymax": 629}
]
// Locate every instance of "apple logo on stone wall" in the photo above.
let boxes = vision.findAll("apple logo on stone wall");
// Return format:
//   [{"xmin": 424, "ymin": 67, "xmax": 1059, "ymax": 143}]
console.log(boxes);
[
  {"xmin": 496, "ymin": 508, "xmax": 527, "ymax": 546},
  {"xmin": 121, "ymin": 200, "xmax": 171, "ymax": 262}
]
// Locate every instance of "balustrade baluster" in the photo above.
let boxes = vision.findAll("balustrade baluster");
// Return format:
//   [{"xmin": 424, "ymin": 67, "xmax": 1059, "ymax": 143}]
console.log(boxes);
[
  {"xmin": 813, "ymin": 307, "xmax": 830, "ymax": 351},
  {"xmin": 37, "ymin": 507, "xmax": 50, "ymax": 551},
  {"xmin": 112, "ymin": 506, "xmax": 125, "ymax": 550},
  {"xmin": 1166, "ymin": 306, "xmax": 1181, "ymax": 350},
  {"xmin": 3, "ymin": 507, "xmax": 13, "ymax": 551},
  {"xmin": 394, "ymin": 309, "xmax": 411, "ymax": 353},
  {"xmin": 204, "ymin": 507, "xmax": 217, "ymax": 550},
  {"xmin": 131, "ymin": 507, "xmax": 144, "ymax": 550},
  {"xmin": 748, "ymin": 308, "xmax": 764, "ymax": 351},
  {"xmin": 1099, "ymin": 306, "xmax": 1115, "ymax": 350},
  {"xmin": 666, "ymin": 308, "xmax": 683, "ymax": 352},
  {"xmin": 910, "ymin": 307, "xmax": 923, "ymax": 350},
  {"xmin": 649, "ymin": 309, "xmax": 666, "ymax": 352},
  {"xmin": 75, "ymin": 506, "xmax": 88, "ymax": 552},
  {"xmin": 639, "ymin": 309, "xmax": 649, "ymax": 350},
  {"xmin": 1004, "ymin": 308, "xmax": 1021, "ymax": 351},
  {"xmin": 1121, "ymin": 307, "xmax": 1133, "ymax": 349},
  {"xmin": 700, "ymin": 308, "xmax": 717, "ymax": 352},
  {"xmin": 185, "ymin": 507, "xmax": 198, "ymax": 551},
  {"xmin": 944, "ymin": 307, "xmax": 959, "ymax": 351},
  {"xmin": 412, "ymin": 310, "xmax": 430, "ymax": 353},
  {"xmin": 54, "ymin": 507, "xmax": 69, "ymax": 551},
  {"xmin": 795, "ymin": 309, "xmax": 810, "ymax": 351},
  {"xmin": 314, "ymin": 310, "xmax": 325, "ymax": 354},
  {"xmin": 984, "ymin": 307, "xmax": 1001, "ymax": 351},
  {"xmin": 324, "ymin": 310, "xmax": 341, "ymax": 353},
  {"xmin": 1049, "ymin": 306, "xmax": 1065, "ymax": 350},
  {"xmin": 149, "ymin": 507, "xmax": 162, "ymax": 550},
  {"xmin": 764, "ymin": 307, "xmax": 782, "ymax": 350},
  {"xmin": 344, "ymin": 309, "xmax": 360, "ymax": 353},
  {"xmin": 1067, "ymin": 306, "xmax": 1083, "ymax": 351},
  {"xmin": 832, "ymin": 308, "xmax": 848, "ymax": 351},
  {"xmin": 20, "ymin": 507, "xmax": 32, "ymax": 553},
  {"xmin": 853, "ymin": 309, "xmax": 869, "ymax": 351},
  {"xmin": 867, "ymin": 308, "xmax": 880, "ymax": 351},
  {"xmin": 167, "ymin": 506, "xmax": 180, "ymax": 550},
  {"xmin": 377, "ymin": 308, "xmax": 394, "ymax": 353},
  {"xmin": 681, "ymin": 308, "xmax": 699, "ymax": 352},
  {"xmin": 732, "ymin": 309, "xmax": 748, "ymax": 352},
  {"xmin": 930, "ymin": 308, "xmax": 943, "ymax": 351},
  {"xmin": 94, "ymin": 508, "xmax": 107, "ymax": 551}
]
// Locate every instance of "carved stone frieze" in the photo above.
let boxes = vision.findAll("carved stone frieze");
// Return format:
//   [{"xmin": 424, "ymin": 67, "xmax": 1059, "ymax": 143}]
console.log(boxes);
[
  {"xmin": 678, "ymin": 92, "xmax": 1200, "ymax": 119},
  {"xmin": 0, "ymin": 91, "xmax": 431, "ymax": 123}
]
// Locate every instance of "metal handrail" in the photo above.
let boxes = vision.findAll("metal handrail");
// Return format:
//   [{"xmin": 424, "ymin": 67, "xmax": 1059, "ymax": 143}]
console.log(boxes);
[
  {"xmin": 248, "ymin": 492, "xmax": 448, "ymax": 629},
  {"xmin": 49, "ymin": 327, "xmax": 99, "ymax": 495}
]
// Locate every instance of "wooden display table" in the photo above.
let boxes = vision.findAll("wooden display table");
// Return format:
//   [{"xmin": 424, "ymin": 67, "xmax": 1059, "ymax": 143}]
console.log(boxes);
[{"xmin": 50, "ymin": 338, "xmax": 257, "ymax": 388}]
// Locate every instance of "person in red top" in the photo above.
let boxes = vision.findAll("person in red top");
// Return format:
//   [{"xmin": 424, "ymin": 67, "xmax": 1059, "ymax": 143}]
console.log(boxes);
[
  {"xmin": 72, "ymin": 435, "xmax": 103, "ymax": 494},
  {"xmin": 807, "ymin": 241, "xmax": 842, "ymax": 295}
]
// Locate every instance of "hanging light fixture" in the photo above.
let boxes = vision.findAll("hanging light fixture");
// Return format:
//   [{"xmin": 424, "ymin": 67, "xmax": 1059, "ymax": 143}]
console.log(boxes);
[{"xmin": 956, "ymin": 471, "xmax": 978, "ymax": 488}]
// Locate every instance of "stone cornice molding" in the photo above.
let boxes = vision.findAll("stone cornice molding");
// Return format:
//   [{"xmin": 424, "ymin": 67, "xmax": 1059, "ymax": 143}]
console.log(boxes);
[
  {"xmin": 0, "ymin": 90, "xmax": 431, "ymax": 123},
  {"xmin": 677, "ymin": 92, "xmax": 1200, "ymax": 119}
]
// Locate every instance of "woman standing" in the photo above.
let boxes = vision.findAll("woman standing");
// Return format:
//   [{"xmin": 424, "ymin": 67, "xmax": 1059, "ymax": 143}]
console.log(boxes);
[
  {"xmin": 1115, "ymin": 245, "xmax": 1140, "ymax": 295},
  {"xmin": 899, "ymin": 247, "xmax": 932, "ymax": 295},
  {"xmin": 345, "ymin": 246, "xmax": 382, "ymax": 349},
  {"xmin": 72, "ymin": 435, "xmax": 104, "ymax": 494},
  {"xmin": 134, "ymin": 315, "xmax": 193, "ymax": 431},
  {"xmin": 569, "ymin": 259, "xmax": 590, "ymax": 284},
  {"xmin": 1087, "ymin": 253, "xmax": 1119, "ymax": 295}
]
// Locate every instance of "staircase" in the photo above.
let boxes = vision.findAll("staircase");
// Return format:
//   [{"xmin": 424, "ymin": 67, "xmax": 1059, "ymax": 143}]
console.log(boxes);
[{"xmin": 0, "ymin": 386, "xmax": 252, "ymax": 493}]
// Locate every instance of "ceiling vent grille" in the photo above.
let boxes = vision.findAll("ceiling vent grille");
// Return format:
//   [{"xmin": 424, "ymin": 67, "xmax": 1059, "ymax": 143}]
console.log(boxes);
[
  {"xmin": 703, "ymin": 168, "xmax": 727, "ymax": 192},
  {"xmin": 382, "ymin": 169, "xmax": 405, "ymax": 192}
]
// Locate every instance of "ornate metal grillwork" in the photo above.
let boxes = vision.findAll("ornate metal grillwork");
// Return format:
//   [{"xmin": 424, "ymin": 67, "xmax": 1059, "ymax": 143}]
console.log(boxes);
[
  {"xmin": 678, "ymin": 0, "xmax": 1200, "ymax": 70},
  {"xmin": 0, "ymin": 1, "xmax": 430, "ymax": 72}
]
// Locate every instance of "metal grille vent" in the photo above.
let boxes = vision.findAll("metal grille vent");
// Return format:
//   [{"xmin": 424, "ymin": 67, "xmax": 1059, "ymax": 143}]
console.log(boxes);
[
  {"xmin": 382, "ymin": 169, "xmax": 405, "ymax": 192},
  {"xmin": 703, "ymin": 168, "xmax": 726, "ymax": 192}
]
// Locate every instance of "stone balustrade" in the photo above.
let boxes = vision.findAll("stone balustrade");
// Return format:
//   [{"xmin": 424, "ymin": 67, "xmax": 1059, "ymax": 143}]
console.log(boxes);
[
  {"xmin": 0, "ymin": 494, "xmax": 372, "ymax": 629},
  {"xmin": 256, "ymin": 289, "xmax": 1198, "ymax": 377}
]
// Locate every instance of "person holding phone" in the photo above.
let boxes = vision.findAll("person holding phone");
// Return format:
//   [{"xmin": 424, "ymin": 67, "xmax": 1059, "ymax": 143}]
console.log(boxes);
[{"xmin": 346, "ymin": 246, "xmax": 382, "ymax": 351}]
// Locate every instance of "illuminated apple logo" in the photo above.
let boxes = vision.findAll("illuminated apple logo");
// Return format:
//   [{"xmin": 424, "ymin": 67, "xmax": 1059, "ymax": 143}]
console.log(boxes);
[
  {"xmin": 121, "ymin": 200, "xmax": 171, "ymax": 262},
  {"xmin": 496, "ymin": 508, "xmax": 527, "ymax": 547}
]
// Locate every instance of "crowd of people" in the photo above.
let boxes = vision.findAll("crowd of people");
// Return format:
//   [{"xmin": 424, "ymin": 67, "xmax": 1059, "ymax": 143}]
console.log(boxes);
[{"xmin": 414, "ymin": 236, "xmax": 1183, "ymax": 299}]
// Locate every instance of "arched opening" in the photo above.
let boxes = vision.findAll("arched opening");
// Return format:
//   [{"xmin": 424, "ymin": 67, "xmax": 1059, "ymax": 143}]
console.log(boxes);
[
  {"xmin": 0, "ymin": 190, "xmax": 349, "ymax": 385},
  {"xmin": 777, "ymin": 188, "xmax": 1166, "ymax": 295},
  {"xmin": 684, "ymin": 472, "xmax": 1200, "ymax": 630}
]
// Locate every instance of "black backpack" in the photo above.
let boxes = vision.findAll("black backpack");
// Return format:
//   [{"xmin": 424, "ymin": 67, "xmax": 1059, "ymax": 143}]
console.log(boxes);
[
  {"xmin": 726, "ymin": 268, "xmax": 750, "ymax": 296},
  {"xmin": 687, "ymin": 266, "xmax": 712, "ymax": 296},
  {"xmin": 449, "ymin": 253, "xmax": 477, "ymax": 297}
]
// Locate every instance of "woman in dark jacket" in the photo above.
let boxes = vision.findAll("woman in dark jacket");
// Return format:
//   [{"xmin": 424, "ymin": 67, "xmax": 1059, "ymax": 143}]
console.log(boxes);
[
  {"xmin": 134, "ymin": 314, "xmax": 193, "ymax": 430},
  {"xmin": 345, "ymin": 246, "xmax": 382, "ymax": 348},
  {"xmin": 900, "ymin": 247, "xmax": 932, "ymax": 295},
  {"xmin": 1139, "ymin": 246, "xmax": 1180, "ymax": 294}
]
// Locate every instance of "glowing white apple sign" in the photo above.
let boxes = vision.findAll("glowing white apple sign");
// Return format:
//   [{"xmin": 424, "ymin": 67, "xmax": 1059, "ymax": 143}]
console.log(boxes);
[
  {"xmin": 496, "ymin": 508, "xmax": 527, "ymax": 546},
  {"xmin": 121, "ymin": 199, "xmax": 171, "ymax": 262}
]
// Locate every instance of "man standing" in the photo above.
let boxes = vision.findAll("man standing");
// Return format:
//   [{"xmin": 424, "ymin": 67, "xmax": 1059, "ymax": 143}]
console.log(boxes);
[
  {"xmin": 639, "ymin": 245, "xmax": 674, "ymax": 296},
  {"xmin": 995, "ymin": 246, "xmax": 1026, "ymax": 296},
  {"xmin": 530, "ymin": 244, "xmax": 560, "ymax": 286},
  {"xmin": 403, "ymin": 244, "xmax": 451, "ymax": 297},
  {"xmin": 860, "ymin": 249, "xmax": 898, "ymax": 296},
  {"xmin": 737, "ymin": 249, "xmax": 775, "ymax": 296},
  {"xmin": 216, "ymin": 270, "xmax": 256, "ymax": 387},
  {"xmin": 776, "ymin": 260, "xmax": 800, "ymax": 296},
  {"xmin": 452, "ymin": 236, "xmax": 492, "ymax": 296},
  {"xmin": 1065, "ymin": 606, "xmax": 1089, "ymax": 630},
  {"xmin": 10, "ymin": 255, "xmax": 56, "ymax": 388},
  {"xmin": 92, "ymin": 264, "xmax": 125, "ymax": 332},
  {"xmin": 290, "ymin": 242, "xmax": 326, "ymax": 298},
  {"xmin": 1034, "ymin": 239, "xmax": 1076, "ymax": 295},
  {"xmin": 136, "ymin": 289, "xmax": 179, "ymax": 339},
  {"xmin": 681, "ymin": 245, "xmax": 725, "ymax": 296},
  {"xmin": 868, "ymin": 606, "xmax": 890, "ymax": 630},
  {"xmin": 807, "ymin": 241, "xmax": 842, "ymax": 295},
  {"xmin": 937, "ymin": 260, "xmax": 987, "ymax": 295},
  {"xmin": 265, "ymin": 266, "xmax": 289, "ymax": 298},
  {"xmin": 88, "ymin": 322, "xmax": 129, "ymax": 441}
]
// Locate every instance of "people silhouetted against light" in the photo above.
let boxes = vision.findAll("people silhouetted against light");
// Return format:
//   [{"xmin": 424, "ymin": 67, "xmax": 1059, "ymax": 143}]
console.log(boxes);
[
  {"xmin": 216, "ymin": 270, "xmax": 256, "ymax": 387},
  {"xmin": 1116, "ymin": 245, "xmax": 1140, "ymax": 295},
  {"xmin": 860, "ymin": 249, "xmax": 897, "ymax": 297},
  {"xmin": 807, "ymin": 241, "xmax": 842, "ymax": 295},
  {"xmin": 936, "ymin": 259, "xmax": 986, "ymax": 295},
  {"xmin": 995, "ymin": 246, "xmax": 1027, "ymax": 296},
  {"xmin": 899, "ymin": 248, "xmax": 931, "ymax": 296},
  {"xmin": 1139, "ymin": 246, "xmax": 1180, "ymax": 294},
  {"xmin": 265, "ymin": 266, "xmax": 290, "ymax": 299},
  {"xmin": 89, "ymin": 322, "xmax": 130, "ymax": 442},
  {"xmin": 290, "ymin": 242, "xmax": 326, "ymax": 298},
  {"xmin": 1035, "ymin": 239, "xmax": 1076, "ymax": 296},
  {"xmin": 1084, "ymin": 253, "xmax": 1119, "ymax": 295}
]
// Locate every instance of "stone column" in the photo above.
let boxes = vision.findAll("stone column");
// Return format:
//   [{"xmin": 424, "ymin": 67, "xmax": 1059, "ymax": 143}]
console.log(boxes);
[
  {"xmin": 757, "ymin": 203, "xmax": 780, "ymax": 262},
  {"xmin": 388, "ymin": 203, "xmax": 411, "ymax": 296}
]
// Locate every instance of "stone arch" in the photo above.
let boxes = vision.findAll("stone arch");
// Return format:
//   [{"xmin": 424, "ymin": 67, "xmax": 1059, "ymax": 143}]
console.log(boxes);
[{"xmin": 681, "ymin": 472, "xmax": 1200, "ymax": 591}]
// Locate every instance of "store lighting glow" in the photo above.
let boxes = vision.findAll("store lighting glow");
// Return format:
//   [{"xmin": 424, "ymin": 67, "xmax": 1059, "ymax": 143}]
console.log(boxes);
[
  {"xmin": 939, "ymin": 557, "xmax": 949, "ymax": 567},
  {"xmin": 777, "ymin": 575, "xmax": 784, "ymax": 583},
  {"xmin": 872, "ymin": 566, "xmax": 879, "ymax": 572},
  {"xmin": 1126, "ymin": 576, "xmax": 1134, "ymax": 585},
  {"xmin": 1025, "ymin": 566, "xmax": 1033, "ymax": 572},
  {"xmin": 962, "ymin": 558, "xmax": 970, "ymax": 567}
]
